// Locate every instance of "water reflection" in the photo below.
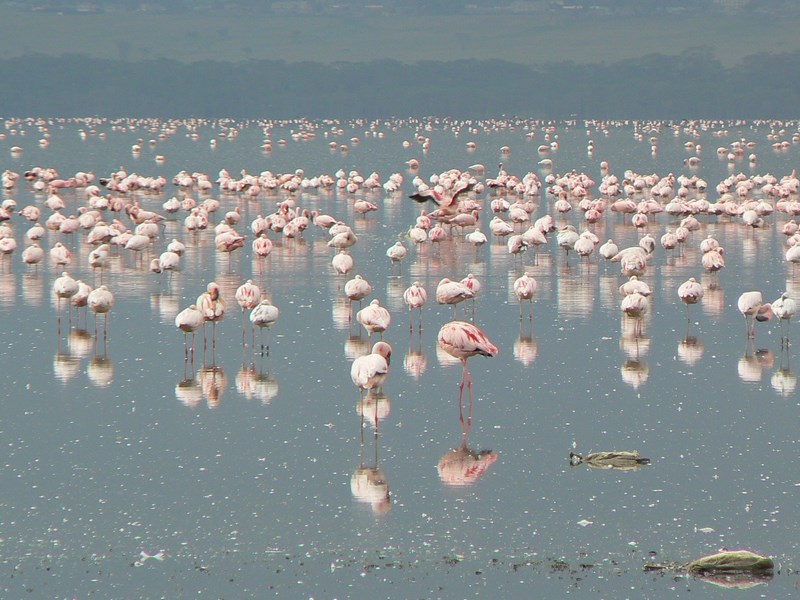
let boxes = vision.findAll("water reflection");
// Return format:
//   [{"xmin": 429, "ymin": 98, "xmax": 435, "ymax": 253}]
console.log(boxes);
[
  {"xmin": 738, "ymin": 343, "xmax": 774, "ymax": 384},
  {"xmin": 235, "ymin": 361, "xmax": 279, "ymax": 404},
  {"xmin": 514, "ymin": 320, "xmax": 538, "ymax": 366},
  {"xmin": 403, "ymin": 331, "xmax": 427, "ymax": 380},
  {"xmin": 350, "ymin": 407, "xmax": 391, "ymax": 514},
  {"xmin": 437, "ymin": 406, "xmax": 498, "ymax": 487},
  {"xmin": 196, "ymin": 365, "xmax": 227, "ymax": 408},
  {"xmin": 356, "ymin": 389, "xmax": 391, "ymax": 432},
  {"xmin": 677, "ymin": 336, "xmax": 704, "ymax": 367}
]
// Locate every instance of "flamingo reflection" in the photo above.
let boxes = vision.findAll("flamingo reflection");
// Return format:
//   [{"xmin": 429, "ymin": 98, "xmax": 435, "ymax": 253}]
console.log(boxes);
[
  {"xmin": 437, "ymin": 391, "xmax": 497, "ymax": 487},
  {"xmin": 351, "ymin": 413, "xmax": 391, "ymax": 513}
]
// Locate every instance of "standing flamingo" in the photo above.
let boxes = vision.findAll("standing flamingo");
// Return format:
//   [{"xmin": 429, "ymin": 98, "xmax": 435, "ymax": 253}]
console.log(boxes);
[
  {"xmin": 772, "ymin": 292, "xmax": 796, "ymax": 347},
  {"xmin": 356, "ymin": 299, "xmax": 391, "ymax": 339},
  {"xmin": 678, "ymin": 277, "xmax": 704, "ymax": 323},
  {"xmin": 332, "ymin": 249, "xmax": 354, "ymax": 276},
  {"xmin": 738, "ymin": 291, "xmax": 772, "ymax": 339},
  {"xmin": 513, "ymin": 272, "xmax": 538, "ymax": 320},
  {"xmin": 235, "ymin": 279, "xmax": 261, "ymax": 346},
  {"xmin": 402, "ymin": 281, "xmax": 427, "ymax": 331},
  {"xmin": 197, "ymin": 281, "xmax": 225, "ymax": 357},
  {"xmin": 250, "ymin": 298, "xmax": 280, "ymax": 356},
  {"xmin": 351, "ymin": 341, "xmax": 392, "ymax": 429},
  {"xmin": 175, "ymin": 304, "xmax": 204, "ymax": 361},
  {"xmin": 87, "ymin": 284, "xmax": 114, "ymax": 340},
  {"xmin": 53, "ymin": 271, "xmax": 79, "ymax": 324},
  {"xmin": 437, "ymin": 321, "xmax": 498, "ymax": 430},
  {"xmin": 436, "ymin": 278, "xmax": 475, "ymax": 316}
]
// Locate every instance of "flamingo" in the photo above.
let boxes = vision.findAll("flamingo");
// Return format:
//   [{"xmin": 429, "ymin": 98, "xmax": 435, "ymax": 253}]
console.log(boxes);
[
  {"xmin": 351, "ymin": 341, "xmax": 392, "ymax": 429},
  {"xmin": 344, "ymin": 274, "xmax": 372, "ymax": 308},
  {"xmin": 436, "ymin": 278, "xmax": 475, "ymax": 316},
  {"xmin": 437, "ymin": 321, "xmax": 498, "ymax": 430},
  {"xmin": 332, "ymin": 249, "xmax": 354, "ymax": 276},
  {"xmin": 678, "ymin": 277, "xmax": 704, "ymax": 323},
  {"xmin": 197, "ymin": 281, "xmax": 225, "ymax": 356},
  {"xmin": 53, "ymin": 271, "xmax": 79, "ymax": 323},
  {"xmin": 386, "ymin": 241, "xmax": 407, "ymax": 273},
  {"xmin": 250, "ymin": 298, "xmax": 280, "ymax": 355},
  {"xmin": 87, "ymin": 284, "xmax": 114, "ymax": 339},
  {"xmin": 772, "ymin": 292, "xmax": 796, "ymax": 346},
  {"xmin": 356, "ymin": 299, "xmax": 391, "ymax": 339},
  {"xmin": 235, "ymin": 279, "xmax": 261, "ymax": 344},
  {"xmin": 738, "ymin": 291, "xmax": 772, "ymax": 339},
  {"xmin": 513, "ymin": 272, "xmax": 538, "ymax": 320},
  {"xmin": 175, "ymin": 304, "xmax": 204, "ymax": 360},
  {"xmin": 402, "ymin": 281, "xmax": 427, "ymax": 331}
]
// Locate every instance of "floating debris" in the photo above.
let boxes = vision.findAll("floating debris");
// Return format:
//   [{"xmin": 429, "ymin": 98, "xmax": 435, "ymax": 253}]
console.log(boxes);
[
  {"xmin": 686, "ymin": 550, "xmax": 773, "ymax": 574},
  {"xmin": 569, "ymin": 451, "xmax": 650, "ymax": 470},
  {"xmin": 644, "ymin": 549, "xmax": 774, "ymax": 589}
]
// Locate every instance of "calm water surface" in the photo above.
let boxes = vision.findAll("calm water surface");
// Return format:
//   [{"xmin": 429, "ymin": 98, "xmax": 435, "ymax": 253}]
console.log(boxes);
[{"xmin": 1, "ymin": 117, "xmax": 799, "ymax": 598}]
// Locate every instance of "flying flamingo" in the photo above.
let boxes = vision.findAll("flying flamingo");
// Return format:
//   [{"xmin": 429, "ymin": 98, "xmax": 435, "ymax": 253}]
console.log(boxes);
[
  {"xmin": 738, "ymin": 291, "xmax": 773, "ymax": 339},
  {"xmin": 175, "ymin": 304, "xmax": 204, "ymax": 361},
  {"xmin": 402, "ymin": 281, "xmax": 427, "ymax": 331},
  {"xmin": 250, "ymin": 298, "xmax": 280, "ymax": 356},
  {"xmin": 437, "ymin": 321, "xmax": 498, "ymax": 430},
  {"xmin": 351, "ymin": 341, "xmax": 392, "ymax": 429}
]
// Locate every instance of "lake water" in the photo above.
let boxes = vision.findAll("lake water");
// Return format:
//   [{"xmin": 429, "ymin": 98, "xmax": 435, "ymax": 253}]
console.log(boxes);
[{"xmin": 1, "ymin": 117, "xmax": 799, "ymax": 597}]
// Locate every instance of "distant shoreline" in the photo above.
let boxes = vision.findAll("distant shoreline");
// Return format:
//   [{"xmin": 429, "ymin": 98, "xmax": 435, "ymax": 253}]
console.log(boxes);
[{"xmin": 0, "ymin": 10, "xmax": 795, "ymax": 68}]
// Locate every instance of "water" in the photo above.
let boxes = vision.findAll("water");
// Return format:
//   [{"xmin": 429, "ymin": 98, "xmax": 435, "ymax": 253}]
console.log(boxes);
[{"xmin": 1, "ymin": 117, "xmax": 799, "ymax": 597}]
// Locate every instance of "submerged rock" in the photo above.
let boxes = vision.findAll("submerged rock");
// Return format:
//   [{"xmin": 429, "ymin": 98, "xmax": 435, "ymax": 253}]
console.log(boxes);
[{"xmin": 569, "ymin": 451, "xmax": 650, "ymax": 470}]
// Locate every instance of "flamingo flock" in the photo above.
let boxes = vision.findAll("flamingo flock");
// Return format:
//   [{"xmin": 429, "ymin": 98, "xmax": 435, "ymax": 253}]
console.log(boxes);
[{"xmin": 0, "ymin": 115, "xmax": 797, "ymax": 418}]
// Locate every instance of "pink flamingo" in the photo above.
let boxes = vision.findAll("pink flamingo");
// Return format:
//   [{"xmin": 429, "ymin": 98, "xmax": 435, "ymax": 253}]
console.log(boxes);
[
  {"xmin": 356, "ymin": 299, "xmax": 391, "ymax": 339},
  {"xmin": 437, "ymin": 321, "xmax": 498, "ymax": 430},
  {"xmin": 197, "ymin": 281, "xmax": 225, "ymax": 357},
  {"xmin": 235, "ymin": 279, "xmax": 261, "ymax": 345},
  {"xmin": 678, "ymin": 277, "xmax": 704, "ymax": 323},
  {"xmin": 351, "ymin": 341, "xmax": 392, "ymax": 429},
  {"xmin": 175, "ymin": 304, "xmax": 204, "ymax": 361},
  {"xmin": 513, "ymin": 272, "xmax": 538, "ymax": 320},
  {"xmin": 403, "ymin": 281, "xmax": 427, "ymax": 331},
  {"xmin": 87, "ymin": 284, "xmax": 114, "ymax": 340},
  {"xmin": 436, "ymin": 278, "xmax": 475, "ymax": 316},
  {"xmin": 738, "ymin": 291, "xmax": 772, "ymax": 339}
]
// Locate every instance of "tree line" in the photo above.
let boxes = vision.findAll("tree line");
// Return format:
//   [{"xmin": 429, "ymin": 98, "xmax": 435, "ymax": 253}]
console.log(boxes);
[{"xmin": 2, "ymin": 47, "xmax": 798, "ymax": 119}]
